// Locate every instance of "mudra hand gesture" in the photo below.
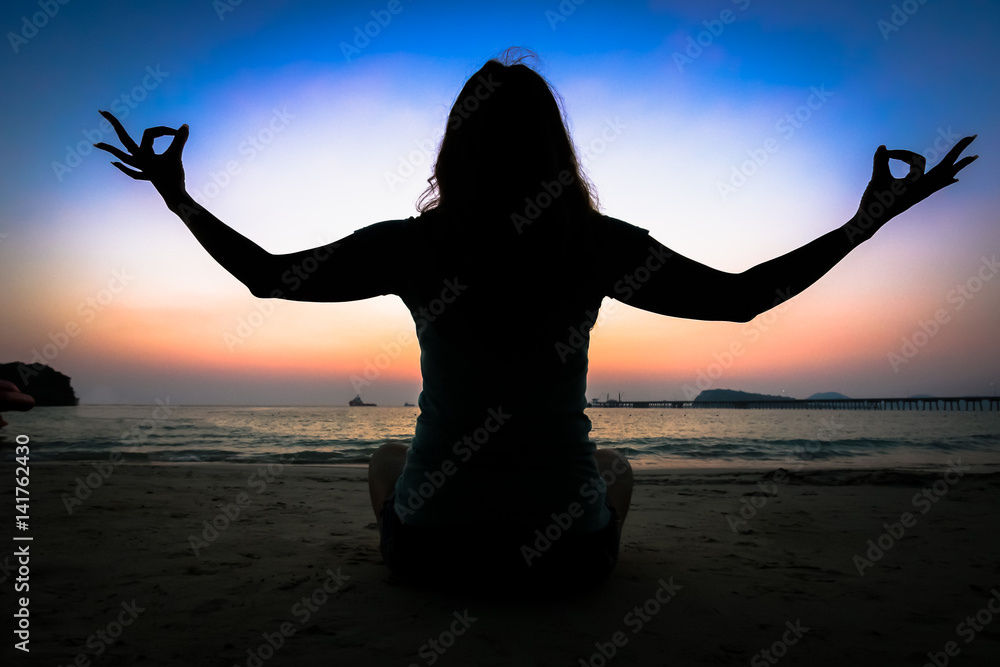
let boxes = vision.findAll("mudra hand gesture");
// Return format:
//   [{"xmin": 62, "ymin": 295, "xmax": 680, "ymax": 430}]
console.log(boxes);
[
  {"xmin": 854, "ymin": 135, "xmax": 977, "ymax": 236},
  {"xmin": 94, "ymin": 110, "xmax": 189, "ymax": 203}
]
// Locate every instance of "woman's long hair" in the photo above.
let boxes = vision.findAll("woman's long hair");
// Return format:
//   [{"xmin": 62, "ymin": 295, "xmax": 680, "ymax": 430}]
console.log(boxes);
[{"xmin": 417, "ymin": 50, "xmax": 598, "ymax": 236}]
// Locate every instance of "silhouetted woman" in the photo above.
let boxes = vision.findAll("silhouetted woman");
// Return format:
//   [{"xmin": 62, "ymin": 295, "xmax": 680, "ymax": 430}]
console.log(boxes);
[{"xmin": 97, "ymin": 52, "xmax": 976, "ymax": 592}]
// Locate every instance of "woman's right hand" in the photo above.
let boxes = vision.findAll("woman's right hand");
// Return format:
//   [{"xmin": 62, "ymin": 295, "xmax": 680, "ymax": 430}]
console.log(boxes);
[
  {"xmin": 0, "ymin": 380, "xmax": 34, "ymax": 429},
  {"xmin": 94, "ymin": 110, "xmax": 190, "ymax": 204},
  {"xmin": 854, "ymin": 136, "xmax": 977, "ymax": 236}
]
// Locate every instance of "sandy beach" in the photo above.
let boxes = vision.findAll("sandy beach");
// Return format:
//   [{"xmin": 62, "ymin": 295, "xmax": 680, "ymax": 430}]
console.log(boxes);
[{"xmin": 3, "ymin": 461, "xmax": 1000, "ymax": 666}]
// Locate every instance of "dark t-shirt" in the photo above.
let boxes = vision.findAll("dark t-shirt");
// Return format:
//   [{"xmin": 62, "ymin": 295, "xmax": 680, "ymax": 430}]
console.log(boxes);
[{"xmin": 344, "ymin": 209, "xmax": 651, "ymax": 531}]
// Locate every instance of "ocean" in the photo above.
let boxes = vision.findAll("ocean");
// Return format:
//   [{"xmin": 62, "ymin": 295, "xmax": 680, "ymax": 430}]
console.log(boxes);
[{"xmin": 3, "ymin": 405, "xmax": 1000, "ymax": 470}]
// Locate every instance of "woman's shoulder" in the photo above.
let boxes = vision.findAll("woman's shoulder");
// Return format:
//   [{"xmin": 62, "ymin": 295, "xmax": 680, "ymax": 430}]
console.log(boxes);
[
  {"xmin": 346, "ymin": 215, "xmax": 425, "ymax": 245},
  {"xmin": 586, "ymin": 212, "xmax": 650, "ymax": 238}
]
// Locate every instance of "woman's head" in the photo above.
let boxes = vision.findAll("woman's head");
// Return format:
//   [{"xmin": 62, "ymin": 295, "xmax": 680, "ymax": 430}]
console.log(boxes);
[{"xmin": 418, "ymin": 50, "xmax": 597, "ymax": 224}]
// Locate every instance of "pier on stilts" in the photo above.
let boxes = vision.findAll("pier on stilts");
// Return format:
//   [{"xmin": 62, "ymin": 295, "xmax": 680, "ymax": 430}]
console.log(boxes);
[{"xmin": 586, "ymin": 396, "xmax": 1000, "ymax": 411}]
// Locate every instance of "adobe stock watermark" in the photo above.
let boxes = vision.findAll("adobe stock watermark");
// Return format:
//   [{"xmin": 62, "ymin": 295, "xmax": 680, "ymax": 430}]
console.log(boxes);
[
  {"xmin": 877, "ymin": 0, "xmax": 931, "ymax": 41},
  {"xmin": 384, "ymin": 131, "xmax": 441, "ymax": 192},
  {"xmin": 923, "ymin": 589, "xmax": 1000, "ymax": 667},
  {"xmin": 408, "ymin": 610, "xmax": 478, "ymax": 667},
  {"xmin": 887, "ymin": 254, "xmax": 998, "ymax": 372},
  {"xmin": 384, "ymin": 72, "xmax": 505, "ymax": 191},
  {"xmin": 350, "ymin": 329, "xmax": 415, "ymax": 394},
  {"xmin": 17, "ymin": 269, "xmax": 134, "ymax": 379},
  {"xmin": 340, "ymin": 0, "xmax": 413, "ymax": 62},
  {"xmin": 350, "ymin": 275, "xmax": 467, "ymax": 390},
  {"xmin": 546, "ymin": 0, "xmax": 586, "ymax": 31},
  {"xmin": 188, "ymin": 107, "xmax": 294, "ymax": 204},
  {"xmin": 680, "ymin": 287, "xmax": 793, "ymax": 399},
  {"xmin": 448, "ymin": 72, "xmax": 503, "ymax": 129},
  {"xmin": 7, "ymin": 0, "xmax": 71, "ymax": 54},
  {"xmin": 345, "ymin": 340, "xmax": 413, "ymax": 400},
  {"xmin": 554, "ymin": 300, "xmax": 617, "ymax": 364},
  {"xmin": 553, "ymin": 244, "xmax": 673, "ymax": 364},
  {"xmin": 213, "ymin": 0, "xmax": 243, "ymax": 21},
  {"xmin": 578, "ymin": 117, "xmax": 627, "ymax": 169},
  {"xmin": 224, "ymin": 300, "xmax": 277, "ymax": 351},
  {"xmin": 725, "ymin": 470, "xmax": 788, "ymax": 533},
  {"xmin": 53, "ymin": 66, "xmax": 170, "ymax": 181},
  {"xmin": 672, "ymin": 0, "xmax": 752, "ymax": 73},
  {"xmin": 383, "ymin": 72, "xmax": 502, "ymax": 191},
  {"xmin": 920, "ymin": 126, "xmax": 962, "ymax": 165},
  {"xmin": 511, "ymin": 169, "xmax": 576, "ymax": 234},
  {"xmin": 788, "ymin": 414, "xmax": 840, "ymax": 462},
  {"xmin": 510, "ymin": 117, "xmax": 626, "ymax": 235},
  {"xmin": 852, "ymin": 458, "xmax": 970, "ymax": 576},
  {"xmin": 61, "ymin": 398, "xmax": 175, "ymax": 514},
  {"xmin": 585, "ymin": 295, "xmax": 626, "ymax": 342},
  {"xmin": 121, "ymin": 396, "xmax": 175, "ymax": 445},
  {"xmin": 577, "ymin": 577, "xmax": 681, "ymax": 666},
  {"xmin": 188, "ymin": 454, "xmax": 295, "ymax": 556},
  {"xmin": 396, "ymin": 407, "xmax": 511, "ymax": 520},
  {"xmin": 521, "ymin": 452, "xmax": 630, "ymax": 567},
  {"xmin": 223, "ymin": 240, "xmax": 338, "ymax": 352},
  {"xmin": 845, "ymin": 127, "xmax": 963, "ymax": 245},
  {"xmin": 51, "ymin": 599, "xmax": 145, "ymax": 663},
  {"xmin": 0, "ymin": 550, "xmax": 21, "ymax": 586},
  {"xmin": 412, "ymin": 277, "xmax": 468, "ymax": 335},
  {"xmin": 717, "ymin": 85, "xmax": 833, "ymax": 201},
  {"xmin": 725, "ymin": 416, "xmax": 841, "ymax": 533},
  {"xmin": 750, "ymin": 620, "xmax": 810, "ymax": 666},
  {"xmin": 234, "ymin": 567, "xmax": 351, "ymax": 667},
  {"xmin": 609, "ymin": 243, "xmax": 674, "ymax": 301}
]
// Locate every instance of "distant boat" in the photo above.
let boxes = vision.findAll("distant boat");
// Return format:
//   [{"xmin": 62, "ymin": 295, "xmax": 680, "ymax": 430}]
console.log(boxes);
[
  {"xmin": 403, "ymin": 402, "xmax": 415, "ymax": 407},
  {"xmin": 349, "ymin": 395, "xmax": 376, "ymax": 407}
]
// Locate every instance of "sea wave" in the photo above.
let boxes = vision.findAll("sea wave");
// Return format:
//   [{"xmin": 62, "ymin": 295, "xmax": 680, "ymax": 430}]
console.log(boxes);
[{"xmin": 3, "ymin": 405, "xmax": 998, "ymax": 467}]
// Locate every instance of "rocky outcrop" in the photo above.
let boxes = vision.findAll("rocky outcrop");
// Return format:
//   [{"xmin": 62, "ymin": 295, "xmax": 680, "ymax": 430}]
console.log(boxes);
[
  {"xmin": 693, "ymin": 388, "xmax": 794, "ymax": 403},
  {"xmin": 0, "ymin": 362, "xmax": 79, "ymax": 406}
]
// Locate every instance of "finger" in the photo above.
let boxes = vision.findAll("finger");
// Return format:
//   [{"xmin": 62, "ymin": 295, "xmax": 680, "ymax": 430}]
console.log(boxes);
[
  {"xmin": 884, "ymin": 148, "xmax": 924, "ymax": 163},
  {"xmin": 140, "ymin": 126, "xmax": 179, "ymax": 153},
  {"xmin": 938, "ymin": 135, "xmax": 977, "ymax": 168},
  {"xmin": 951, "ymin": 154, "xmax": 979, "ymax": 176},
  {"xmin": 885, "ymin": 149, "xmax": 925, "ymax": 180},
  {"xmin": 165, "ymin": 124, "xmax": 189, "ymax": 158},
  {"xmin": 872, "ymin": 145, "xmax": 891, "ymax": 182},
  {"xmin": 99, "ymin": 110, "xmax": 139, "ymax": 154},
  {"xmin": 93, "ymin": 142, "xmax": 139, "ymax": 166},
  {"xmin": 925, "ymin": 154, "xmax": 978, "ymax": 189},
  {"xmin": 111, "ymin": 162, "xmax": 149, "ymax": 180}
]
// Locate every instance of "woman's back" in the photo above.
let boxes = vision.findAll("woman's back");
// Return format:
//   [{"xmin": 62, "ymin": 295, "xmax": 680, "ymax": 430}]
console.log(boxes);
[{"xmin": 377, "ymin": 206, "xmax": 648, "ymax": 532}]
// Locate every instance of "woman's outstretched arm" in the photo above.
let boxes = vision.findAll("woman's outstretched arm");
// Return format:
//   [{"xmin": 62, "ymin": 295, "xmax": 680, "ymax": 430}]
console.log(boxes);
[
  {"xmin": 609, "ymin": 137, "xmax": 978, "ymax": 322},
  {"xmin": 95, "ymin": 112, "xmax": 399, "ymax": 302}
]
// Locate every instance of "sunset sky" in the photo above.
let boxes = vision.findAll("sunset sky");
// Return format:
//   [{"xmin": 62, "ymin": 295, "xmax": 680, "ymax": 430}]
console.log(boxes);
[{"xmin": 1, "ymin": 0, "xmax": 998, "ymax": 405}]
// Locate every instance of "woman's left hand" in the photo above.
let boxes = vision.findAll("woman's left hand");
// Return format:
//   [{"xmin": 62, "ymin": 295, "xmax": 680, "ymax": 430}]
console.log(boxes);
[
  {"xmin": 0, "ymin": 380, "xmax": 34, "ymax": 429},
  {"xmin": 94, "ymin": 110, "xmax": 190, "ymax": 203},
  {"xmin": 856, "ymin": 135, "xmax": 978, "ymax": 231}
]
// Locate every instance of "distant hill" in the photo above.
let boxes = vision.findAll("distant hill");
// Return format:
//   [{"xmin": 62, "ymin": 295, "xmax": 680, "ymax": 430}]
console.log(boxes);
[
  {"xmin": 694, "ymin": 389, "xmax": 794, "ymax": 403},
  {"xmin": 807, "ymin": 392, "xmax": 851, "ymax": 400},
  {"xmin": 0, "ymin": 362, "xmax": 79, "ymax": 406}
]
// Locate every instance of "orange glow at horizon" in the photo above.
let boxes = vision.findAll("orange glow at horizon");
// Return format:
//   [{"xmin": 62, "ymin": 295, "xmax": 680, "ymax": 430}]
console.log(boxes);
[{"xmin": 47, "ymin": 257, "xmax": 993, "ymax": 397}]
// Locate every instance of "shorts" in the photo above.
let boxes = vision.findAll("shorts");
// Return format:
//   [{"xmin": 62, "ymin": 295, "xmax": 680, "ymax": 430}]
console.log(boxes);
[{"xmin": 378, "ymin": 493, "xmax": 621, "ymax": 594}]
